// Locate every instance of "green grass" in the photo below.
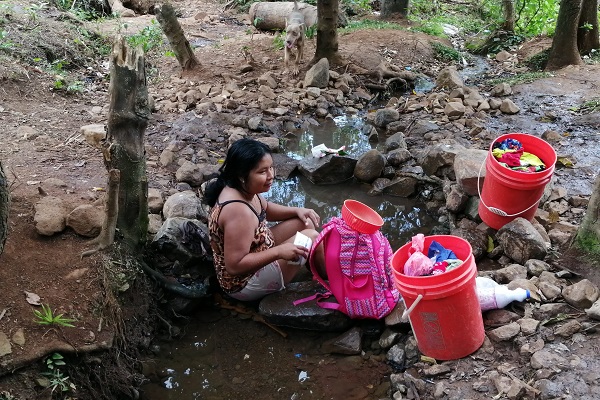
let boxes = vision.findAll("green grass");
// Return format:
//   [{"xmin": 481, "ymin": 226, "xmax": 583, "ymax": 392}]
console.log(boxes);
[
  {"xmin": 339, "ymin": 19, "xmax": 404, "ymax": 34},
  {"xmin": 431, "ymin": 41, "xmax": 460, "ymax": 62},
  {"xmin": 569, "ymin": 97, "xmax": 600, "ymax": 114},
  {"xmin": 33, "ymin": 304, "xmax": 76, "ymax": 327},
  {"xmin": 488, "ymin": 71, "xmax": 550, "ymax": 86}
]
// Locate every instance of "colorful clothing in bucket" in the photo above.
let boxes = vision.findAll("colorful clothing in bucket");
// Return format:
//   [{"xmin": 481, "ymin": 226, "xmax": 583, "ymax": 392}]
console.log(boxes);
[{"xmin": 492, "ymin": 138, "xmax": 546, "ymax": 173}]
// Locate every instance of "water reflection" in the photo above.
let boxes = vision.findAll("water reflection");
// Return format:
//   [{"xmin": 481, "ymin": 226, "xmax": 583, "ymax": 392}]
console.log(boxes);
[
  {"xmin": 285, "ymin": 113, "xmax": 377, "ymax": 160},
  {"xmin": 266, "ymin": 175, "xmax": 432, "ymax": 250}
]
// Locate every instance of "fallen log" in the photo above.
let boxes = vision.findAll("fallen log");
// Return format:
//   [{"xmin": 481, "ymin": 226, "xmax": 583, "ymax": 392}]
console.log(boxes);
[
  {"xmin": 249, "ymin": 1, "xmax": 318, "ymax": 30},
  {"xmin": 249, "ymin": 1, "xmax": 347, "ymax": 30}
]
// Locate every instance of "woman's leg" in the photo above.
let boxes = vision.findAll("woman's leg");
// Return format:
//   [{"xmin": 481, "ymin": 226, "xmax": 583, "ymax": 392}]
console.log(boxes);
[{"xmin": 269, "ymin": 217, "xmax": 316, "ymax": 245}]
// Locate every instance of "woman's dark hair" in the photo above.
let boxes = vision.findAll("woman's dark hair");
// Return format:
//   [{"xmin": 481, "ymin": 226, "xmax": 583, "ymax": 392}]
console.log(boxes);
[{"xmin": 204, "ymin": 138, "xmax": 271, "ymax": 207}]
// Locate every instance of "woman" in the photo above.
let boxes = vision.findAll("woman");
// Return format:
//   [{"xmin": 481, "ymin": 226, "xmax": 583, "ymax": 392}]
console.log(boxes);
[{"xmin": 204, "ymin": 138, "xmax": 324, "ymax": 301}]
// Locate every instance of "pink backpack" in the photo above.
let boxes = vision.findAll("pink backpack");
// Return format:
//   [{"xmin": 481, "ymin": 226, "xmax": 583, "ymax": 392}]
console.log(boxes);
[{"xmin": 295, "ymin": 217, "xmax": 400, "ymax": 319}]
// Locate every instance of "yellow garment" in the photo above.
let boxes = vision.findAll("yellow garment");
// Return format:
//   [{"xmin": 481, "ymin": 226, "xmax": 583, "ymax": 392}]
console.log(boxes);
[{"xmin": 520, "ymin": 152, "xmax": 545, "ymax": 167}]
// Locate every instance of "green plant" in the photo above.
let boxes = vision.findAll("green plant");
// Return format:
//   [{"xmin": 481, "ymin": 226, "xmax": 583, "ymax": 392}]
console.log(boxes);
[
  {"xmin": 272, "ymin": 32, "xmax": 284, "ymax": 50},
  {"xmin": 488, "ymin": 71, "xmax": 550, "ymax": 86},
  {"xmin": 0, "ymin": 31, "xmax": 14, "ymax": 51},
  {"xmin": 125, "ymin": 19, "xmax": 164, "ymax": 53},
  {"xmin": 33, "ymin": 304, "xmax": 76, "ymax": 327},
  {"xmin": 432, "ymin": 41, "xmax": 460, "ymax": 62},
  {"xmin": 43, "ymin": 368, "xmax": 76, "ymax": 395},
  {"xmin": 523, "ymin": 49, "xmax": 549, "ymax": 70},
  {"xmin": 569, "ymin": 97, "xmax": 600, "ymax": 114},
  {"xmin": 339, "ymin": 19, "xmax": 404, "ymax": 34},
  {"xmin": 411, "ymin": 21, "xmax": 446, "ymax": 37},
  {"xmin": 45, "ymin": 353, "xmax": 66, "ymax": 370},
  {"xmin": 66, "ymin": 80, "xmax": 84, "ymax": 93},
  {"xmin": 305, "ymin": 24, "xmax": 317, "ymax": 40},
  {"xmin": 580, "ymin": 22, "xmax": 593, "ymax": 31}
]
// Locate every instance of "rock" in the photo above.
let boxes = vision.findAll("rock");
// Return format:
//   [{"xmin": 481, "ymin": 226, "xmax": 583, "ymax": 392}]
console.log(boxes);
[
  {"xmin": 445, "ymin": 184, "xmax": 469, "ymax": 213},
  {"xmin": 374, "ymin": 108, "xmax": 400, "ymax": 128},
  {"xmin": 494, "ymin": 264, "xmax": 527, "ymax": 283},
  {"xmin": 299, "ymin": 154, "xmax": 357, "ymax": 185},
  {"xmin": 258, "ymin": 281, "xmax": 352, "ymax": 331},
  {"xmin": 435, "ymin": 66, "xmax": 463, "ymax": 89},
  {"xmin": 497, "ymin": 218, "xmax": 547, "ymax": 264},
  {"xmin": 554, "ymin": 319, "xmax": 581, "ymax": 338},
  {"xmin": 517, "ymin": 318, "xmax": 540, "ymax": 335},
  {"xmin": 499, "ymin": 98, "xmax": 520, "ymax": 114},
  {"xmin": 321, "ymin": 327, "xmax": 363, "ymax": 355},
  {"xmin": 490, "ymin": 82, "xmax": 512, "ymax": 96},
  {"xmin": 354, "ymin": 149, "xmax": 385, "ymax": 183},
  {"xmin": 148, "ymin": 188, "xmax": 164, "ymax": 214},
  {"xmin": 80, "ymin": 124, "xmax": 106, "ymax": 148},
  {"xmin": 418, "ymin": 142, "xmax": 466, "ymax": 177},
  {"xmin": 163, "ymin": 191, "xmax": 205, "ymax": 220},
  {"xmin": 530, "ymin": 349, "xmax": 568, "ymax": 369},
  {"xmin": 34, "ymin": 196, "xmax": 68, "ymax": 236},
  {"xmin": 383, "ymin": 176, "xmax": 417, "ymax": 197},
  {"xmin": 562, "ymin": 279, "xmax": 599, "ymax": 309},
  {"xmin": 450, "ymin": 227, "xmax": 487, "ymax": 260},
  {"xmin": 258, "ymin": 72, "xmax": 277, "ymax": 89},
  {"xmin": 0, "ymin": 332, "xmax": 11, "ymax": 357},
  {"xmin": 66, "ymin": 204, "xmax": 104, "ymax": 237},
  {"xmin": 409, "ymin": 120, "xmax": 440, "ymax": 137},
  {"xmin": 303, "ymin": 58, "xmax": 329, "ymax": 88},
  {"xmin": 487, "ymin": 321, "xmax": 520, "ymax": 341},
  {"xmin": 11, "ymin": 328, "xmax": 25, "ymax": 346},
  {"xmin": 386, "ymin": 148, "xmax": 412, "ymax": 167},
  {"xmin": 379, "ymin": 328, "xmax": 402, "ymax": 349},
  {"xmin": 386, "ymin": 343, "xmax": 406, "ymax": 366},
  {"xmin": 524, "ymin": 259, "xmax": 550, "ymax": 277},
  {"xmin": 151, "ymin": 217, "xmax": 213, "ymax": 267},
  {"xmin": 453, "ymin": 148, "xmax": 488, "ymax": 196},
  {"xmin": 444, "ymin": 101, "xmax": 465, "ymax": 119},
  {"xmin": 586, "ymin": 299, "xmax": 600, "ymax": 320},
  {"xmin": 385, "ymin": 132, "xmax": 407, "ymax": 151}
]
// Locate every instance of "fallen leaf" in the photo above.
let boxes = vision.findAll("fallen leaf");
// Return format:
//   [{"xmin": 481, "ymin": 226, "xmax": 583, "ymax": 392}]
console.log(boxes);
[
  {"xmin": 557, "ymin": 157, "xmax": 575, "ymax": 168},
  {"xmin": 24, "ymin": 291, "xmax": 41, "ymax": 305}
]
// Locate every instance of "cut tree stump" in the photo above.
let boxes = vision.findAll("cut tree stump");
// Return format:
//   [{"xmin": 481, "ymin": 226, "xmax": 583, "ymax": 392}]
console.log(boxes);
[{"xmin": 156, "ymin": 3, "xmax": 200, "ymax": 71}]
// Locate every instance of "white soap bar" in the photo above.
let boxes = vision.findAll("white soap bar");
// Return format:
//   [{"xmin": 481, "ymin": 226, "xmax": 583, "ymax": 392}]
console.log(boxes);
[{"xmin": 290, "ymin": 231, "xmax": 312, "ymax": 265}]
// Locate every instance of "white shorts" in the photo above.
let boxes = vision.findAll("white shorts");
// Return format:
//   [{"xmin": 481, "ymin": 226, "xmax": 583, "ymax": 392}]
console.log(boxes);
[{"xmin": 227, "ymin": 261, "xmax": 285, "ymax": 301}]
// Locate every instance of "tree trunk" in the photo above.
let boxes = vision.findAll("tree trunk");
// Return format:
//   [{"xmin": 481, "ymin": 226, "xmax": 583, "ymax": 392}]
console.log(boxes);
[
  {"xmin": 546, "ymin": 0, "xmax": 584, "ymax": 70},
  {"xmin": 502, "ymin": 0, "xmax": 515, "ymax": 32},
  {"xmin": 155, "ymin": 3, "xmax": 200, "ymax": 71},
  {"xmin": 0, "ymin": 161, "xmax": 8, "ymax": 256},
  {"xmin": 313, "ymin": 0, "xmax": 344, "ymax": 66},
  {"xmin": 575, "ymin": 174, "xmax": 600, "ymax": 254},
  {"xmin": 249, "ymin": 2, "xmax": 318, "ymax": 30},
  {"xmin": 380, "ymin": 0, "xmax": 409, "ymax": 19},
  {"xmin": 577, "ymin": 0, "xmax": 600, "ymax": 55},
  {"xmin": 105, "ymin": 36, "xmax": 149, "ymax": 251}
]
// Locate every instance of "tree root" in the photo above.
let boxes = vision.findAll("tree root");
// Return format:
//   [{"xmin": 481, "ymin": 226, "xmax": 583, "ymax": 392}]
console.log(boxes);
[
  {"xmin": 81, "ymin": 169, "xmax": 120, "ymax": 258},
  {"xmin": 140, "ymin": 260, "xmax": 209, "ymax": 299}
]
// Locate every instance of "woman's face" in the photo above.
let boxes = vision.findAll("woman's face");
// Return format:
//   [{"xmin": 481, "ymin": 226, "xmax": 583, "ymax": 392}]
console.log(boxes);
[{"xmin": 245, "ymin": 154, "xmax": 274, "ymax": 194}]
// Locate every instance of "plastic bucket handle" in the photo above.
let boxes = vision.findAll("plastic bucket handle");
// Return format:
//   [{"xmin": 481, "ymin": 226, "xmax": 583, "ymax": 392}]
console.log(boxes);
[
  {"xmin": 477, "ymin": 158, "xmax": 545, "ymax": 218},
  {"xmin": 401, "ymin": 293, "xmax": 424, "ymax": 319}
]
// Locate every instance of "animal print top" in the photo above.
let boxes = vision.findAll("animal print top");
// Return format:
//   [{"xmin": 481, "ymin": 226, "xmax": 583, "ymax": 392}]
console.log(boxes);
[{"xmin": 208, "ymin": 196, "xmax": 275, "ymax": 293}]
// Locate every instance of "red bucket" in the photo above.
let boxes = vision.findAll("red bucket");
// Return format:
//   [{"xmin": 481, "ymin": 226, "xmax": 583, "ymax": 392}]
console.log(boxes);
[
  {"xmin": 478, "ymin": 133, "xmax": 556, "ymax": 230},
  {"xmin": 391, "ymin": 235, "xmax": 484, "ymax": 360}
]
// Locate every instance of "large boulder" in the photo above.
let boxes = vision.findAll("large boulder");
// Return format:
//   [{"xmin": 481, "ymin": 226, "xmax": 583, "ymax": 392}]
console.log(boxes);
[{"xmin": 299, "ymin": 154, "xmax": 357, "ymax": 185}]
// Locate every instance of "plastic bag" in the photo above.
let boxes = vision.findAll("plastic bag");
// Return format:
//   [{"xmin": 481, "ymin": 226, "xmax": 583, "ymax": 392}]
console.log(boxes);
[{"xmin": 403, "ymin": 234, "xmax": 434, "ymax": 276}]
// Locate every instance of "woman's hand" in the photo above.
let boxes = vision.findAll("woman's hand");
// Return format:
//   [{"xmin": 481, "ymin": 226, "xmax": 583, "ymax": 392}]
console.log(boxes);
[
  {"xmin": 277, "ymin": 242, "xmax": 309, "ymax": 262},
  {"xmin": 296, "ymin": 207, "xmax": 320, "ymax": 228}
]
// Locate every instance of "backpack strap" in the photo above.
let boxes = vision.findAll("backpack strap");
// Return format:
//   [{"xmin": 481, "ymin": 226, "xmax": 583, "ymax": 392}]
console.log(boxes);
[{"xmin": 292, "ymin": 220, "xmax": 342, "ymax": 310}]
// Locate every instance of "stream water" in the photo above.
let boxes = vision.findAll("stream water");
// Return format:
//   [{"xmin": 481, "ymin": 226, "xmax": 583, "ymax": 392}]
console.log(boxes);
[{"xmin": 140, "ymin": 112, "xmax": 438, "ymax": 399}]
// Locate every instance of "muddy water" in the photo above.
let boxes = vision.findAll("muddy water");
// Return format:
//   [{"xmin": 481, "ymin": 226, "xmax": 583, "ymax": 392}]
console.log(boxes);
[{"xmin": 140, "ymin": 116, "xmax": 436, "ymax": 399}]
